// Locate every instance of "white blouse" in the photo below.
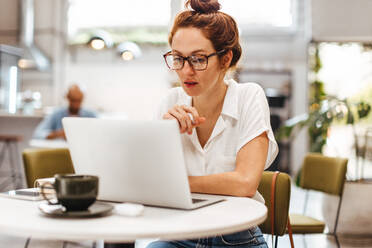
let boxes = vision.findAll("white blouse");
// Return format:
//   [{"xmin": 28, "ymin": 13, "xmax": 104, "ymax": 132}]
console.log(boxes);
[{"xmin": 155, "ymin": 79, "xmax": 278, "ymax": 202}]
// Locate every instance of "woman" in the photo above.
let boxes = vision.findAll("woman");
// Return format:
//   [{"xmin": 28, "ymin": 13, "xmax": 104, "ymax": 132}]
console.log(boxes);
[{"xmin": 150, "ymin": 0, "xmax": 278, "ymax": 247}]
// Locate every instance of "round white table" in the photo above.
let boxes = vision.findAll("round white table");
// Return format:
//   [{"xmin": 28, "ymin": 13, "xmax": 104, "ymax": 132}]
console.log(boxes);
[{"xmin": 0, "ymin": 193, "xmax": 267, "ymax": 243}]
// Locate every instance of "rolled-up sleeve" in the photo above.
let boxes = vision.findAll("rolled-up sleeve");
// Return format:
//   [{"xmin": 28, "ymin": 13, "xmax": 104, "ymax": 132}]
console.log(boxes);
[{"xmin": 237, "ymin": 84, "xmax": 279, "ymax": 169}]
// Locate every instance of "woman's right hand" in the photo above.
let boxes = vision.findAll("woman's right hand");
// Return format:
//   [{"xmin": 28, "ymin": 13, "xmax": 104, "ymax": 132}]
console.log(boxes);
[{"xmin": 163, "ymin": 105, "xmax": 206, "ymax": 135}]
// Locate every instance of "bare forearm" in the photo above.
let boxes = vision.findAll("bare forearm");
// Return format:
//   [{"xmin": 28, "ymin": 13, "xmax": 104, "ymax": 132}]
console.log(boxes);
[
  {"xmin": 46, "ymin": 130, "xmax": 65, "ymax": 139},
  {"xmin": 46, "ymin": 132, "xmax": 59, "ymax": 139},
  {"xmin": 189, "ymin": 133, "xmax": 268, "ymax": 197},
  {"xmin": 188, "ymin": 171, "xmax": 258, "ymax": 197}
]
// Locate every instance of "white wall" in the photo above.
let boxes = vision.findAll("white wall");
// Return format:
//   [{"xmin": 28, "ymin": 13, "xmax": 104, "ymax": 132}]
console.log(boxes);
[
  {"xmin": 311, "ymin": 0, "xmax": 372, "ymax": 41},
  {"xmin": 0, "ymin": 0, "xmax": 18, "ymax": 45},
  {"xmin": 63, "ymin": 46, "xmax": 171, "ymax": 120}
]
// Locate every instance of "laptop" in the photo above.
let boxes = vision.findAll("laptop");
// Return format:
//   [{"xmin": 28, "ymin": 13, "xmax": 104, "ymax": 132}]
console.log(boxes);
[{"xmin": 62, "ymin": 117, "xmax": 224, "ymax": 210}]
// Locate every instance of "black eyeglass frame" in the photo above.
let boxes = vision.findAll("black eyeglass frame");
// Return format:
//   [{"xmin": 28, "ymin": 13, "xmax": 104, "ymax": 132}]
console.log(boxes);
[{"xmin": 163, "ymin": 50, "xmax": 226, "ymax": 71}]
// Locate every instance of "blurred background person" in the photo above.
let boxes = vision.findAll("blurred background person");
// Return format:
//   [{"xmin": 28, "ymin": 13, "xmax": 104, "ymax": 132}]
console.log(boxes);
[{"xmin": 33, "ymin": 84, "xmax": 97, "ymax": 140}]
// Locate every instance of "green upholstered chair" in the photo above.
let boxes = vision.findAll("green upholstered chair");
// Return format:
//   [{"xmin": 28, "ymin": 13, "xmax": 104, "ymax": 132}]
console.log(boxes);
[
  {"xmin": 22, "ymin": 148, "xmax": 75, "ymax": 188},
  {"xmin": 290, "ymin": 153, "xmax": 348, "ymax": 247},
  {"xmin": 258, "ymin": 171, "xmax": 291, "ymax": 248}
]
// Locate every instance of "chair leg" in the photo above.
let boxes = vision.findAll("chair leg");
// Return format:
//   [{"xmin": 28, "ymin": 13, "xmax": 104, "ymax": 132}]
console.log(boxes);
[
  {"xmin": 303, "ymin": 234, "xmax": 307, "ymax": 248},
  {"xmin": 8, "ymin": 141, "xmax": 19, "ymax": 189},
  {"xmin": 335, "ymin": 234, "xmax": 340, "ymax": 248},
  {"xmin": 332, "ymin": 192, "xmax": 343, "ymax": 248},
  {"xmin": 0, "ymin": 141, "xmax": 23, "ymax": 190},
  {"xmin": 12, "ymin": 140, "xmax": 24, "ymax": 188},
  {"xmin": 334, "ymin": 194, "xmax": 343, "ymax": 234},
  {"xmin": 303, "ymin": 190, "xmax": 309, "ymax": 215},
  {"xmin": 274, "ymin": 235, "xmax": 278, "ymax": 248},
  {"xmin": 24, "ymin": 237, "xmax": 31, "ymax": 248},
  {"xmin": 0, "ymin": 142, "xmax": 6, "ymax": 165},
  {"xmin": 0, "ymin": 142, "xmax": 9, "ymax": 189}
]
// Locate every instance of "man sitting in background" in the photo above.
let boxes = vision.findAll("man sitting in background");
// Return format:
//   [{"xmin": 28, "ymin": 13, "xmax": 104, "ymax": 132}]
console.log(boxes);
[{"xmin": 33, "ymin": 84, "xmax": 97, "ymax": 140}]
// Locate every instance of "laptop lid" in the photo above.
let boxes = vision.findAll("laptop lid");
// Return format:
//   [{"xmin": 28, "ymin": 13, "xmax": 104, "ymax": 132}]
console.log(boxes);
[{"xmin": 63, "ymin": 117, "xmax": 198, "ymax": 209}]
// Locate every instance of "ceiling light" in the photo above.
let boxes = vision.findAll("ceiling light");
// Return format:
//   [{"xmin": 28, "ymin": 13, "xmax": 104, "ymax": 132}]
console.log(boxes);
[
  {"xmin": 89, "ymin": 38, "xmax": 106, "ymax": 50},
  {"xmin": 18, "ymin": 58, "xmax": 36, "ymax": 69},
  {"xmin": 117, "ymin": 41, "xmax": 142, "ymax": 61},
  {"xmin": 121, "ymin": 51, "xmax": 134, "ymax": 61},
  {"xmin": 87, "ymin": 30, "xmax": 113, "ymax": 50}
]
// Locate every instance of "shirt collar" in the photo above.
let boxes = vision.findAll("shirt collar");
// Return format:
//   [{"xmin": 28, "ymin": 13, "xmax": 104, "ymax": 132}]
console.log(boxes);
[
  {"xmin": 221, "ymin": 79, "xmax": 239, "ymax": 120},
  {"xmin": 179, "ymin": 78, "xmax": 239, "ymax": 120}
]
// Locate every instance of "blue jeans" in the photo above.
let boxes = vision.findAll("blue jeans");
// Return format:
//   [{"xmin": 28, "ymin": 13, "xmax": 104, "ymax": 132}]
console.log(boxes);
[{"xmin": 146, "ymin": 226, "xmax": 268, "ymax": 248}]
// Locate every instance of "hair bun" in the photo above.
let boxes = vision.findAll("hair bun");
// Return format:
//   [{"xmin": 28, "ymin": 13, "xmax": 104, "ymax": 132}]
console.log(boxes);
[{"xmin": 185, "ymin": 0, "xmax": 220, "ymax": 14}]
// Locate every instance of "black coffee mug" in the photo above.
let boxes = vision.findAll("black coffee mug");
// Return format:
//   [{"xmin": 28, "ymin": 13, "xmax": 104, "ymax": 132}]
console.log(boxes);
[{"xmin": 41, "ymin": 174, "xmax": 99, "ymax": 211}]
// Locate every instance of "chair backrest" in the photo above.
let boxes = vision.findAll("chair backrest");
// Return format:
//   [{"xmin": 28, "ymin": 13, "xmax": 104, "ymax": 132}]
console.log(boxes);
[
  {"xmin": 258, "ymin": 171, "xmax": 291, "ymax": 236},
  {"xmin": 22, "ymin": 148, "xmax": 75, "ymax": 188},
  {"xmin": 300, "ymin": 153, "xmax": 348, "ymax": 196}
]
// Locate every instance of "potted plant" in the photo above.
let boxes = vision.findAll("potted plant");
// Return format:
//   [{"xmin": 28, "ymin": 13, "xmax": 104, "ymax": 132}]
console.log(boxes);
[
  {"xmin": 277, "ymin": 43, "xmax": 372, "ymax": 235},
  {"xmin": 276, "ymin": 44, "xmax": 371, "ymax": 158}
]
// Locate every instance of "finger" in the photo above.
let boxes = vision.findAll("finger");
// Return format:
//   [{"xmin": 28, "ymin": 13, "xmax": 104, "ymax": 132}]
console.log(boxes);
[
  {"xmin": 186, "ymin": 112, "xmax": 205, "ymax": 127},
  {"xmin": 187, "ymin": 113, "xmax": 195, "ymax": 125},
  {"xmin": 181, "ymin": 105, "xmax": 200, "ymax": 125},
  {"xmin": 196, "ymin": 116, "xmax": 206, "ymax": 125},
  {"xmin": 162, "ymin": 113, "xmax": 176, "ymax": 120},
  {"xmin": 185, "ymin": 114, "xmax": 193, "ymax": 134},
  {"xmin": 182, "ymin": 105, "xmax": 206, "ymax": 127},
  {"xmin": 175, "ymin": 106, "xmax": 193, "ymax": 134},
  {"xmin": 168, "ymin": 107, "xmax": 187, "ymax": 133}
]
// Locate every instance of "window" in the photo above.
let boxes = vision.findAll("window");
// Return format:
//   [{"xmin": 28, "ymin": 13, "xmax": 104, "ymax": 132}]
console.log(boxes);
[
  {"xmin": 67, "ymin": 0, "xmax": 297, "ymax": 45},
  {"xmin": 317, "ymin": 43, "xmax": 372, "ymax": 100},
  {"xmin": 68, "ymin": 0, "xmax": 171, "ymax": 44},
  {"xmin": 219, "ymin": 0, "xmax": 296, "ymax": 34}
]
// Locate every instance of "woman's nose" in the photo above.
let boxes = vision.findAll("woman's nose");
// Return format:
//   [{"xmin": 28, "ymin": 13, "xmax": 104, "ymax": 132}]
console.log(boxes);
[{"xmin": 181, "ymin": 60, "xmax": 195, "ymax": 74}]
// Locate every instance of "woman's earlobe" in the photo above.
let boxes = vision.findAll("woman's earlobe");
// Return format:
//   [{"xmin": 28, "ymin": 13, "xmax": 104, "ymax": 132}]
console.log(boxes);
[{"xmin": 221, "ymin": 52, "xmax": 233, "ymax": 69}]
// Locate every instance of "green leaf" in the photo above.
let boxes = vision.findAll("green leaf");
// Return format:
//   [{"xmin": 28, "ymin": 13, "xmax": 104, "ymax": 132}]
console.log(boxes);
[{"xmin": 357, "ymin": 101, "xmax": 371, "ymax": 119}]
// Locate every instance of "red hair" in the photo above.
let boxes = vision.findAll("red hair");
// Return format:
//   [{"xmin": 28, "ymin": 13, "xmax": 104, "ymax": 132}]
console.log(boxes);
[{"xmin": 169, "ymin": 0, "xmax": 241, "ymax": 68}]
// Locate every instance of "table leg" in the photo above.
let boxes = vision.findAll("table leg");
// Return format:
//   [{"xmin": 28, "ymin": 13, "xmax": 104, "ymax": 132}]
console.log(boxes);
[{"xmin": 93, "ymin": 240, "xmax": 104, "ymax": 248}]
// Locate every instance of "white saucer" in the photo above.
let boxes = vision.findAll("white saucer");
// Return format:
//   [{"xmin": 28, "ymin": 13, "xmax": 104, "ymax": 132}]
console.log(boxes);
[{"xmin": 39, "ymin": 202, "xmax": 113, "ymax": 218}]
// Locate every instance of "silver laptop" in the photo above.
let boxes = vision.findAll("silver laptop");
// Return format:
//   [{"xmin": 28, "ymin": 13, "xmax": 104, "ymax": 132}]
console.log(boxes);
[{"xmin": 62, "ymin": 117, "xmax": 224, "ymax": 210}]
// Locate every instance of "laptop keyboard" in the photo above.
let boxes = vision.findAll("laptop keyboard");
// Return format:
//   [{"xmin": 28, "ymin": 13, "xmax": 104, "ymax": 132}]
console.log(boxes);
[{"xmin": 192, "ymin": 198, "xmax": 207, "ymax": 204}]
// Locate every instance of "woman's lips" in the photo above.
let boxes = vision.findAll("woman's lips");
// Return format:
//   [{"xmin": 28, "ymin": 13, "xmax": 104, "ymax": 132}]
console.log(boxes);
[{"xmin": 184, "ymin": 81, "xmax": 198, "ymax": 88}]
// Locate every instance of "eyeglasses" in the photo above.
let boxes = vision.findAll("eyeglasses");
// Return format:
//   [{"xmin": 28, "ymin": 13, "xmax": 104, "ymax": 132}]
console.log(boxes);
[{"xmin": 163, "ymin": 50, "xmax": 225, "ymax": 71}]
